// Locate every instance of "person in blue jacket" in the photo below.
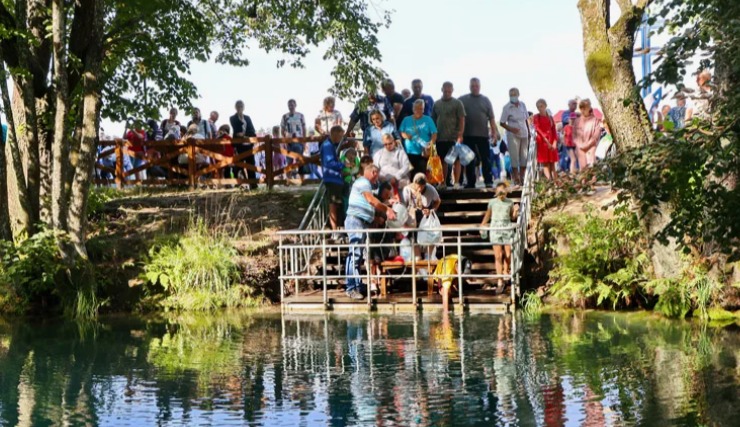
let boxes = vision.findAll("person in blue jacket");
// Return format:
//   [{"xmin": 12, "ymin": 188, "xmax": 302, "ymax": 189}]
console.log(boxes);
[{"xmin": 321, "ymin": 125, "xmax": 352, "ymax": 235}]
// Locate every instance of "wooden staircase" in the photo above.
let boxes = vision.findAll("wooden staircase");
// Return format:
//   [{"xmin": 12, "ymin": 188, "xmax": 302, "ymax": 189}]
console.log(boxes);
[{"xmin": 436, "ymin": 187, "xmax": 522, "ymax": 286}]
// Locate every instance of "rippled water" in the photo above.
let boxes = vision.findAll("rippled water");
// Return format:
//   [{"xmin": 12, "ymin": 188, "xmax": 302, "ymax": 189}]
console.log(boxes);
[{"xmin": 0, "ymin": 311, "xmax": 738, "ymax": 426}]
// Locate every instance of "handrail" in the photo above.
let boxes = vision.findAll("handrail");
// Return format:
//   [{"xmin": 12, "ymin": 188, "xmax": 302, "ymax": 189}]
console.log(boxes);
[{"xmin": 509, "ymin": 135, "xmax": 538, "ymax": 302}]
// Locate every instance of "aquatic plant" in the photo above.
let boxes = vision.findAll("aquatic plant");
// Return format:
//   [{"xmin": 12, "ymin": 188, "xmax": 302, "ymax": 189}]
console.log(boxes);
[{"xmin": 142, "ymin": 219, "xmax": 261, "ymax": 311}]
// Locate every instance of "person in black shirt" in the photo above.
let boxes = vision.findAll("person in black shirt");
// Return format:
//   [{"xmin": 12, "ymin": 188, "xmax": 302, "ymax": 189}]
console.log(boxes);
[
  {"xmin": 382, "ymin": 79, "xmax": 405, "ymax": 127},
  {"xmin": 229, "ymin": 100, "xmax": 257, "ymax": 189}
]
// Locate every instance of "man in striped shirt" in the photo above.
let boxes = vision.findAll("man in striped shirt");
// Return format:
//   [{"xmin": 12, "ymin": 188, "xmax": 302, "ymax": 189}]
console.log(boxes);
[{"xmin": 344, "ymin": 164, "xmax": 396, "ymax": 300}]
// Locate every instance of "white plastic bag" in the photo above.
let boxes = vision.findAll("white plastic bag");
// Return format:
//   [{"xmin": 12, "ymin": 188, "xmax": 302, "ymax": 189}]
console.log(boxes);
[
  {"xmin": 457, "ymin": 144, "xmax": 476, "ymax": 166},
  {"xmin": 387, "ymin": 203, "xmax": 409, "ymax": 229},
  {"xmin": 444, "ymin": 146, "xmax": 459, "ymax": 165},
  {"xmin": 417, "ymin": 211, "xmax": 442, "ymax": 245}
]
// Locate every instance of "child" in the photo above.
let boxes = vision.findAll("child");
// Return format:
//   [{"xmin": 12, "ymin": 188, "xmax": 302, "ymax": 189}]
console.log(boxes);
[
  {"xmin": 216, "ymin": 124, "xmax": 235, "ymax": 179},
  {"xmin": 490, "ymin": 139, "xmax": 509, "ymax": 181},
  {"xmin": 480, "ymin": 182, "xmax": 519, "ymax": 294},
  {"xmin": 340, "ymin": 147, "xmax": 361, "ymax": 215}
]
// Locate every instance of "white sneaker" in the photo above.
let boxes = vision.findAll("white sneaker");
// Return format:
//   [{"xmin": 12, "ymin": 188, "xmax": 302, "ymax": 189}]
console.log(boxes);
[
  {"xmin": 453, "ymin": 183, "xmax": 462, "ymax": 190},
  {"xmin": 437, "ymin": 183, "xmax": 447, "ymax": 190}
]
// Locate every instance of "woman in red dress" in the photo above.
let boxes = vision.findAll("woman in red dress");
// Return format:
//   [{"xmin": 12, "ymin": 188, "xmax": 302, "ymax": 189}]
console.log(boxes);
[{"xmin": 533, "ymin": 99, "xmax": 559, "ymax": 182}]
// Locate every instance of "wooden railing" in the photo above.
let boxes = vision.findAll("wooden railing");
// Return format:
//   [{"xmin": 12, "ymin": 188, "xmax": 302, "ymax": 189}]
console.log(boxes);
[{"xmin": 95, "ymin": 136, "xmax": 332, "ymax": 189}]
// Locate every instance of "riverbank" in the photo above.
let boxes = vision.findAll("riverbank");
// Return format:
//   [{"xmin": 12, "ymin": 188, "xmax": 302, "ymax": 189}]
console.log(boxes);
[
  {"xmin": 86, "ymin": 187, "xmax": 314, "ymax": 312},
  {"xmin": 525, "ymin": 183, "xmax": 740, "ymax": 322}
]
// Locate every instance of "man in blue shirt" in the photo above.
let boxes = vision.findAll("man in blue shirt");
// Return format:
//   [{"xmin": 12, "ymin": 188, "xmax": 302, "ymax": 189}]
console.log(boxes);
[
  {"xmin": 344, "ymin": 164, "xmax": 396, "ymax": 299},
  {"xmin": 321, "ymin": 125, "xmax": 352, "ymax": 234},
  {"xmin": 398, "ymin": 79, "xmax": 434, "ymax": 125}
]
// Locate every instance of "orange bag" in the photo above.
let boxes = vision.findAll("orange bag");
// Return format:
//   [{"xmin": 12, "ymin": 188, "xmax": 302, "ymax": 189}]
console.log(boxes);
[{"xmin": 426, "ymin": 144, "xmax": 444, "ymax": 185}]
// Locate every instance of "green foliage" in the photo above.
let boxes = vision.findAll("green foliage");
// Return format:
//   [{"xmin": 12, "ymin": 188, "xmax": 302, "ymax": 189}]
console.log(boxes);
[
  {"xmin": 86, "ymin": 187, "xmax": 123, "ymax": 219},
  {"xmin": 548, "ymin": 204, "xmax": 649, "ymax": 309},
  {"xmin": 142, "ymin": 220, "xmax": 260, "ymax": 311},
  {"xmin": 100, "ymin": 0, "xmax": 391, "ymax": 121},
  {"xmin": 521, "ymin": 291, "xmax": 543, "ymax": 318},
  {"xmin": 0, "ymin": 230, "xmax": 65, "ymax": 315},
  {"xmin": 644, "ymin": 265, "xmax": 724, "ymax": 320},
  {"xmin": 614, "ymin": 0, "xmax": 740, "ymax": 260}
]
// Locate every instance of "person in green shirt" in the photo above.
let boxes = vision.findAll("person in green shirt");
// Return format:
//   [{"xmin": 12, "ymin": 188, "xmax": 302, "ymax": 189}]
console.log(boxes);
[{"xmin": 480, "ymin": 182, "xmax": 519, "ymax": 294}]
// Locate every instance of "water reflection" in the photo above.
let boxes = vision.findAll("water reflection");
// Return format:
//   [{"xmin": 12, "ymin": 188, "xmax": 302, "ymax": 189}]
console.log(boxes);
[{"xmin": 0, "ymin": 311, "xmax": 738, "ymax": 426}]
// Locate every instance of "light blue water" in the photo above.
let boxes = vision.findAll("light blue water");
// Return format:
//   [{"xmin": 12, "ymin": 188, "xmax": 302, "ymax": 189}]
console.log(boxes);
[{"xmin": 0, "ymin": 311, "xmax": 738, "ymax": 426}]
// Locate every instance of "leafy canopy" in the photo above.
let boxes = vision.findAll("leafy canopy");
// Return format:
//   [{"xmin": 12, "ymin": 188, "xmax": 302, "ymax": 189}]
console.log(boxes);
[{"xmin": 100, "ymin": 0, "xmax": 390, "ymax": 121}]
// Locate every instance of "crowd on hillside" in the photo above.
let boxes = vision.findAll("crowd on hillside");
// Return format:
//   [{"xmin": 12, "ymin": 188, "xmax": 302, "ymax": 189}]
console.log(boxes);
[{"xmin": 95, "ymin": 72, "xmax": 715, "ymax": 302}]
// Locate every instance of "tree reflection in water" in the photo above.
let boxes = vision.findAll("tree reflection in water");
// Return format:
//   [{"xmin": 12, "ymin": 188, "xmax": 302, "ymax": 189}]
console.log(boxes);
[{"xmin": 0, "ymin": 311, "xmax": 738, "ymax": 426}]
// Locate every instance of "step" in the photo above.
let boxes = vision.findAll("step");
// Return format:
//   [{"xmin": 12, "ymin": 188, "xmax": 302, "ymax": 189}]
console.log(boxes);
[{"xmin": 440, "ymin": 197, "xmax": 520, "ymax": 206}]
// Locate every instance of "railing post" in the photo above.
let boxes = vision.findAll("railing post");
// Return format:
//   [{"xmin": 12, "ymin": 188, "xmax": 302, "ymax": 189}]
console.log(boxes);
[
  {"xmin": 188, "ymin": 138, "xmax": 196, "ymax": 189},
  {"xmin": 265, "ymin": 136, "xmax": 274, "ymax": 189},
  {"xmin": 457, "ymin": 231, "xmax": 464, "ymax": 312},
  {"xmin": 279, "ymin": 235, "xmax": 285, "ymax": 306},
  {"xmin": 322, "ymin": 233, "xmax": 328, "ymax": 308},
  {"xmin": 365, "ymin": 230, "xmax": 372, "ymax": 309},
  {"xmin": 115, "ymin": 139, "xmax": 124, "ymax": 189},
  {"xmin": 411, "ymin": 237, "xmax": 417, "ymax": 308}
]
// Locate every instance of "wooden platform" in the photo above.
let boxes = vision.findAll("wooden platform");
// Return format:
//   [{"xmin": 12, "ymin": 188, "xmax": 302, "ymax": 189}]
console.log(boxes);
[{"xmin": 282, "ymin": 288, "xmax": 512, "ymax": 313}]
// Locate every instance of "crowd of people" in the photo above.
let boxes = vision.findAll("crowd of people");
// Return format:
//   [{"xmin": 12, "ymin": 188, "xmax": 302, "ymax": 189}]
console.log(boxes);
[
  {"xmin": 96, "ymin": 76, "xmax": 620, "ymax": 302},
  {"xmin": 97, "ymin": 71, "xmax": 717, "ymax": 302}
]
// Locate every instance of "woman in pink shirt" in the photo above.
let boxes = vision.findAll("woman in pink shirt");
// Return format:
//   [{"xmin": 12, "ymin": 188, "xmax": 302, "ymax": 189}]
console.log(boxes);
[{"xmin": 572, "ymin": 99, "xmax": 602, "ymax": 169}]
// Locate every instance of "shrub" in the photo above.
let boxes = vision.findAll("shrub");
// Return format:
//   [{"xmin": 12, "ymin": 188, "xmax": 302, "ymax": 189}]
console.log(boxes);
[
  {"xmin": 142, "ymin": 220, "xmax": 259, "ymax": 311},
  {"xmin": 644, "ymin": 265, "xmax": 724, "ymax": 320},
  {"xmin": 0, "ymin": 230, "xmax": 66, "ymax": 315},
  {"xmin": 547, "ymin": 204, "xmax": 650, "ymax": 309},
  {"xmin": 87, "ymin": 186, "xmax": 123, "ymax": 219}
]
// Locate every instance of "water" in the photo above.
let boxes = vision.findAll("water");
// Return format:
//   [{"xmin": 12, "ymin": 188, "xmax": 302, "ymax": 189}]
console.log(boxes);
[{"xmin": 0, "ymin": 311, "xmax": 738, "ymax": 426}]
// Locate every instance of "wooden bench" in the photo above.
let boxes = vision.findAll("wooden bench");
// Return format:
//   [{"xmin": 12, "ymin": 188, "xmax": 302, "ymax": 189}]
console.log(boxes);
[{"xmin": 378, "ymin": 260, "xmax": 440, "ymax": 298}]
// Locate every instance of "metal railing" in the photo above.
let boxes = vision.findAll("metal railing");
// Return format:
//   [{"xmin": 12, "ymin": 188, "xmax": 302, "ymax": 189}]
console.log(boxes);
[
  {"xmin": 280, "ymin": 136, "xmax": 538, "ymax": 309},
  {"xmin": 510, "ymin": 135, "xmax": 538, "ymax": 298},
  {"xmin": 278, "ymin": 224, "xmax": 518, "ymax": 308}
]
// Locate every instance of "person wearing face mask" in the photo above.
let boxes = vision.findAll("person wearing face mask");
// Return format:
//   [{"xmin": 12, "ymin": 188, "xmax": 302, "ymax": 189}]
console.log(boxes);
[
  {"xmin": 500, "ymin": 88, "xmax": 531, "ymax": 186},
  {"xmin": 480, "ymin": 182, "xmax": 519, "ymax": 294}
]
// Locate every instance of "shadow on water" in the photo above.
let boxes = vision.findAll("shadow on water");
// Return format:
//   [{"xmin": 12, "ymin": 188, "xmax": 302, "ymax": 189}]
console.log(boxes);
[{"xmin": 0, "ymin": 310, "xmax": 738, "ymax": 426}]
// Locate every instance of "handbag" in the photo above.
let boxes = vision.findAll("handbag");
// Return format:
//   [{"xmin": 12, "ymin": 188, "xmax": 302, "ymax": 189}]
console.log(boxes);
[{"xmin": 426, "ymin": 144, "xmax": 444, "ymax": 185}]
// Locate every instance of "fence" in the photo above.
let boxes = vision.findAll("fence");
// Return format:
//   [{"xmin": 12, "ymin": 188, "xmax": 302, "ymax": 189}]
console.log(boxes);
[{"xmin": 94, "ymin": 136, "xmax": 340, "ymax": 189}]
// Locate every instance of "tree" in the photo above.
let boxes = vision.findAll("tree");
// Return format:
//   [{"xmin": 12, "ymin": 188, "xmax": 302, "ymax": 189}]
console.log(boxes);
[
  {"xmin": 578, "ymin": 0, "xmax": 739, "ymax": 263},
  {"xmin": 0, "ymin": 0, "xmax": 390, "ymax": 260},
  {"xmin": 577, "ymin": 0, "xmax": 654, "ymax": 150}
]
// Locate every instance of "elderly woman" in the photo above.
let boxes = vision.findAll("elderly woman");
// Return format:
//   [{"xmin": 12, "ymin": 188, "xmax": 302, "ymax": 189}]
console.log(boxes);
[
  {"xmin": 373, "ymin": 133, "xmax": 411, "ymax": 192},
  {"xmin": 363, "ymin": 109, "xmax": 400, "ymax": 156},
  {"xmin": 572, "ymin": 98, "xmax": 602, "ymax": 169},
  {"xmin": 402, "ymin": 173, "xmax": 442, "ymax": 260},
  {"xmin": 400, "ymin": 99, "xmax": 437, "ymax": 175}
]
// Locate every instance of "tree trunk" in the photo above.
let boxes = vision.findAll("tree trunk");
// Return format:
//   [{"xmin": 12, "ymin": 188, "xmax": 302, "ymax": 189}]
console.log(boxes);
[
  {"xmin": 68, "ymin": 0, "xmax": 104, "ymax": 259},
  {"xmin": 577, "ymin": 0, "xmax": 653, "ymax": 150},
  {"xmin": 0, "ymin": 59, "xmax": 32, "ymax": 235},
  {"xmin": 13, "ymin": 0, "xmax": 41, "ymax": 228},
  {"xmin": 0, "ymin": 138, "xmax": 11, "ymax": 240},
  {"xmin": 51, "ymin": 0, "xmax": 70, "ymax": 231}
]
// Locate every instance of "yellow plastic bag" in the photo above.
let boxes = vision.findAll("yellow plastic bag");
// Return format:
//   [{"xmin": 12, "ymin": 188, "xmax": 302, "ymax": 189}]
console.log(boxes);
[{"xmin": 426, "ymin": 144, "xmax": 444, "ymax": 185}]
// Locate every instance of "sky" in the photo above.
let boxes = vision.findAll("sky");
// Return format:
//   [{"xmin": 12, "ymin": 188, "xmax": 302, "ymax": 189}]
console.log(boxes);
[{"xmin": 98, "ymin": 0, "xmax": 606, "ymax": 136}]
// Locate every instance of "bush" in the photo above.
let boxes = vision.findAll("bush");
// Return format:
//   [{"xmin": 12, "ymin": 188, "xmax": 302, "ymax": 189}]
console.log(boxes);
[
  {"xmin": 548, "ymin": 204, "xmax": 650, "ymax": 309},
  {"xmin": 644, "ymin": 265, "xmax": 724, "ymax": 319},
  {"xmin": 87, "ymin": 186, "xmax": 123, "ymax": 219},
  {"xmin": 142, "ymin": 220, "xmax": 260, "ymax": 311},
  {"xmin": 0, "ymin": 230, "xmax": 66, "ymax": 315}
]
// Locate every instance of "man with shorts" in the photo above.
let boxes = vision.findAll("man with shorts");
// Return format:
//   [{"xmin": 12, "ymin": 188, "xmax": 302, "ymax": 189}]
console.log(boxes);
[
  {"xmin": 500, "ymin": 87, "xmax": 531, "ymax": 186},
  {"xmin": 459, "ymin": 78, "xmax": 499, "ymax": 188},
  {"xmin": 344, "ymin": 164, "xmax": 396, "ymax": 299},
  {"xmin": 432, "ymin": 81, "xmax": 466, "ymax": 189},
  {"xmin": 320, "ymin": 126, "xmax": 351, "ymax": 237}
]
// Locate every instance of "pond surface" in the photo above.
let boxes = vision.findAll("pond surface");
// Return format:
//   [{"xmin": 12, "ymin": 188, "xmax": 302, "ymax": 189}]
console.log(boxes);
[{"xmin": 0, "ymin": 311, "xmax": 738, "ymax": 426}]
